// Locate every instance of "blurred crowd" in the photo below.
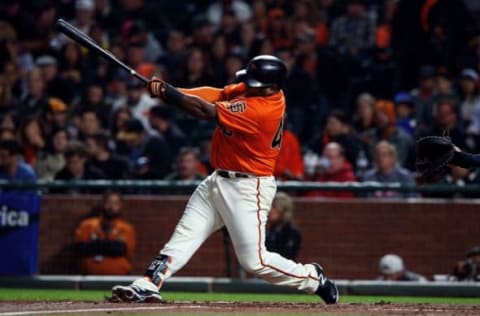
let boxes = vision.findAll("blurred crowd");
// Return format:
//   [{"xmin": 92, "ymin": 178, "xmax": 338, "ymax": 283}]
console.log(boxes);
[{"xmin": 1, "ymin": 0, "xmax": 480, "ymax": 195}]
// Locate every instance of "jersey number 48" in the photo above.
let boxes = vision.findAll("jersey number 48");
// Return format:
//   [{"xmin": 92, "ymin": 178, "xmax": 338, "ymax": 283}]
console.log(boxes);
[{"xmin": 271, "ymin": 117, "xmax": 284, "ymax": 149}]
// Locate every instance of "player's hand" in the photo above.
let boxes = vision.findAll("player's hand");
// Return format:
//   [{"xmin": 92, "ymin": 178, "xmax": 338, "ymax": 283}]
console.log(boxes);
[{"xmin": 147, "ymin": 76, "xmax": 165, "ymax": 98}]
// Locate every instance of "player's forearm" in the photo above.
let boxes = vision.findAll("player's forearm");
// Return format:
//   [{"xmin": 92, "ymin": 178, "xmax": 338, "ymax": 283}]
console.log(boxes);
[
  {"xmin": 163, "ymin": 84, "xmax": 217, "ymax": 121},
  {"xmin": 451, "ymin": 151, "xmax": 480, "ymax": 168},
  {"xmin": 179, "ymin": 87, "xmax": 224, "ymax": 103}
]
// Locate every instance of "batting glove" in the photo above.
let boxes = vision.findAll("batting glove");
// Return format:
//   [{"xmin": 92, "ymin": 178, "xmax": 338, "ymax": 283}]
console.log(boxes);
[{"xmin": 147, "ymin": 77, "xmax": 165, "ymax": 98}]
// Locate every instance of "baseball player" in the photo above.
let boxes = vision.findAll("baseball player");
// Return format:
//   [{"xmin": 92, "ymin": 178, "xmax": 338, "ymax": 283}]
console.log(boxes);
[{"xmin": 111, "ymin": 55, "xmax": 338, "ymax": 304}]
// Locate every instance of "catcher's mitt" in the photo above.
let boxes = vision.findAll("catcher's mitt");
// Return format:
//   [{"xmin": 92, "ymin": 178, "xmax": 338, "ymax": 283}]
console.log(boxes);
[{"xmin": 416, "ymin": 136, "xmax": 455, "ymax": 183}]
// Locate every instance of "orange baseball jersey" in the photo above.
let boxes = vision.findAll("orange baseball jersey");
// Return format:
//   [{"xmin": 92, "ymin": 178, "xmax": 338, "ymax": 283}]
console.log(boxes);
[
  {"xmin": 75, "ymin": 217, "xmax": 136, "ymax": 275},
  {"xmin": 181, "ymin": 83, "xmax": 285, "ymax": 176}
]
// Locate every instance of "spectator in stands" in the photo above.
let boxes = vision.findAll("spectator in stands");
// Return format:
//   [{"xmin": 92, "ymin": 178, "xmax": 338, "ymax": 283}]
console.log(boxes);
[
  {"xmin": 3, "ymin": 60, "xmax": 25, "ymax": 106},
  {"xmin": 207, "ymin": 0, "xmax": 252, "ymax": 27},
  {"xmin": 294, "ymin": 28, "xmax": 318, "ymax": 80},
  {"xmin": 274, "ymin": 127, "xmax": 304, "ymax": 181},
  {"xmin": 18, "ymin": 68, "xmax": 49, "ymax": 120},
  {"xmin": 198, "ymin": 139, "xmax": 213, "ymax": 175},
  {"xmin": 174, "ymin": 46, "xmax": 214, "ymax": 88},
  {"xmin": 436, "ymin": 72, "xmax": 457, "ymax": 101},
  {"xmin": 116, "ymin": 118, "xmax": 171, "ymax": 180},
  {"xmin": 148, "ymin": 105, "xmax": 186, "ymax": 156},
  {"xmin": 58, "ymin": 42, "xmax": 84, "ymax": 100},
  {"xmin": 0, "ymin": 111, "xmax": 16, "ymax": 136},
  {"xmin": 108, "ymin": 74, "xmax": 128, "ymax": 110},
  {"xmin": 305, "ymin": 142, "xmax": 357, "ymax": 198},
  {"xmin": 75, "ymin": 190, "xmax": 136, "ymax": 275},
  {"xmin": 329, "ymin": 0, "xmax": 375, "ymax": 54},
  {"xmin": 125, "ymin": 40, "xmax": 157, "ymax": 79},
  {"xmin": 115, "ymin": 78, "xmax": 157, "ymax": 134},
  {"xmin": 78, "ymin": 82, "xmax": 112, "ymax": 129},
  {"xmin": 121, "ymin": 19, "xmax": 163, "ymax": 63},
  {"xmin": 36, "ymin": 128, "xmax": 68, "ymax": 181},
  {"xmin": 0, "ymin": 20, "xmax": 35, "ymax": 77},
  {"xmin": 266, "ymin": 192, "xmax": 302, "ymax": 261},
  {"xmin": 362, "ymin": 141, "xmax": 418, "ymax": 198},
  {"xmin": 71, "ymin": 0, "xmax": 98, "ymax": 38},
  {"xmin": 393, "ymin": 92, "xmax": 416, "ymax": 137},
  {"xmin": 77, "ymin": 107, "xmax": 102, "ymax": 141},
  {"xmin": 0, "ymin": 129, "xmax": 15, "ymax": 141},
  {"xmin": 110, "ymin": 107, "xmax": 133, "ymax": 140},
  {"xmin": 378, "ymin": 254, "xmax": 427, "ymax": 282},
  {"xmin": 293, "ymin": 0, "xmax": 328, "ymax": 46},
  {"xmin": 417, "ymin": 98, "xmax": 468, "ymax": 150},
  {"xmin": 276, "ymin": 47, "xmax": 316, "ymax": 140},
  {"xmin": 452, "ymin": 246, "xmax": 480, "ymax": 281},
  {"xmin": 84, "ymin": 132, "xmax": 131, "ymax": 180},
  {"xmin": 216, "ymin": 10, "xmax": 242, "ymax": 52},
  {"xmin": 265, "ymin": 8, "xmax": 292, "ymax": 51},
  {"xmin": 316, "ymin": 110, "xmax": 370, "ymax": 172},
  {"xmin": 210, "ymin": 34, "xmax": 228, "ymax": 86},
  {"xmin": 54, "ymin": 141, "xmax": 104, "ymax": 193},
  {"xmin": 412, "ymin": 65, "xmax": 438, "ymax": 133},
  {"xmin": 18, "ymin": 117, "xmax": 46, "ymax": 168},
  {"xmin": 372, "ymin": 99, "xmax": 414, "ymax": 169},
  {"xmin": 458, "ymin": 69, "xmax": 480, "ymax": 136},
  {"xmin": 36, "ymin": 55, "xmax": 74, "ymax": 104},
  {"xmin": 85, "ymin": 24, "xmax": 111, "ymax": 81},
  {"xmin": 19, "ymin": 2, "xmax": 57, "ymax": 56},
  {"xmin": 239, "ymin": 21, "xmax": 263, "ymax": 60},
  {"xmin": 224, "ymin": 50, "xmax": 244, "ymax": 85},
  {"xmin": 157, "ymin": 29, "xmax": 187, "ymax": 83},
  {"xmin": 0, "ymin": 139, "xmax": 36, "ymax": 182},
  {"xmin": 0, "ymin": 75, "xmax": 14, "ymax": 113},
  {"xmin": 250, "ymin": 0, "xmax": 267, "ymax": 33},
  {"xmin": 165, "ymin": 147, "xmax": 205, "ymax": 181},
  {"xmin": 42, "ymin": 97, "xmax": 70, "ymax": 139},
  {"xmin": 370, "ymin": 0, "xmax": 397, "ymax": 98},
  {"xmin": 353, "ymin": 93, "xmax": 377, "ymax": 143}
]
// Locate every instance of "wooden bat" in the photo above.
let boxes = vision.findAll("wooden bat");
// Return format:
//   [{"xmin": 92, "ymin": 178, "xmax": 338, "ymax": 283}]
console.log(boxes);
[{"xmin": 55, "ymin": 18, "xmax": 148, "ymax": 84}]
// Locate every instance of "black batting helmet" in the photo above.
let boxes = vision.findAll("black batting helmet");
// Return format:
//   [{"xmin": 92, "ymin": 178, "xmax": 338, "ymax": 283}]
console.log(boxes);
[{"xmin": 235, "ymin": 55, "xmax": 287, "ymax": 88}]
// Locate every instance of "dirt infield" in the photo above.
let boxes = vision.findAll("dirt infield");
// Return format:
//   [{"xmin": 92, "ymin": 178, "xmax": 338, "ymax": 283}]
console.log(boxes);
[{"xmin": 0, "ymin": 301, "xmax": 479, "ymax": 315}]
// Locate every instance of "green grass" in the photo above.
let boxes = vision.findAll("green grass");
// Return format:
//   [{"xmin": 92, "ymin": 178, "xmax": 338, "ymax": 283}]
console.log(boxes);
[{"xmin": 0, "ymin": 288, "xmax": 479, "ymax": 304}]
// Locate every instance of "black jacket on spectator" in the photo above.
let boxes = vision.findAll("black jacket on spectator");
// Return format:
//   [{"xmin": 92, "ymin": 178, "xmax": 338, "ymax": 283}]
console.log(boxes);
[
  {"xmin": 140, "ymin": 136, "xmax": 172, "ymax": 179},
  {"xmin": 162, "ymin": 123, "xmax": 187, "ymax": 156},
  {"xmin": 265, "ymin": 222, "xmax": 302, "ymax": 261},
  {"xmin": 17, "ymin": 96, "xmax": 49, "ymax": 121},
  {"xmin": 46, "ymin": 75, "xmax": 76, "ymax": 105},
  {"xmin": 53, "ymin": 165, "xmax": 105, "ymax": 194},
  {"xmin": 90, "ymin": 155, "xmax": 131, "ymax": 180},
  {"xmin": 116, "ymin": 134, "xmax": 172, "ymax": 180}
]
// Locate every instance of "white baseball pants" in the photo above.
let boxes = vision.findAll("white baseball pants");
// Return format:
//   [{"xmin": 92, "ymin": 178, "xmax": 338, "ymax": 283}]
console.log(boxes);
[{"xmin": 158, "ymin": 170, "xmax": 321, "ymax": 294}]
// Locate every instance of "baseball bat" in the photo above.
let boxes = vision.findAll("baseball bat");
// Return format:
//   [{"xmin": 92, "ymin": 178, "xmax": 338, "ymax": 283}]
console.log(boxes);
[{"xmin": 55, "ymin": 18, "xmax": 148, "ymax": 84}]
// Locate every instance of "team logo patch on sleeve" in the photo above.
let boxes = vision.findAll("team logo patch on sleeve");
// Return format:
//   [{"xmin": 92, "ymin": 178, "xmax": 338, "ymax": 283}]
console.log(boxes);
[{"xmin": 227, "ymin": 101, "xmax": 246, "ymax": 113}]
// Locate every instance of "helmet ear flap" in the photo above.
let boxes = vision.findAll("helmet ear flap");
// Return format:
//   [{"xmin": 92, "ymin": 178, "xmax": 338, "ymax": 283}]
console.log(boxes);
[{"xmin": 235, "ymin": 69, "xmax": 247, "ymax": 83}]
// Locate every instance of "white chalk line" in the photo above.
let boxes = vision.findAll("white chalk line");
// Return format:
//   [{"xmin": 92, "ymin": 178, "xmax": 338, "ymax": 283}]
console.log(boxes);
[{"xmin": 0, "ymin": 305, "xmax": 208, "ymax": 316}]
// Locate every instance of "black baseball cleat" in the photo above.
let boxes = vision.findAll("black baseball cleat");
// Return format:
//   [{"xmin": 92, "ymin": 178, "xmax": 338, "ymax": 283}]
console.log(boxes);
[
  {"xmin": 312, "ymin": 263, "xmax": 339, "ymax": 304},
  {"xmin": 111, "ymin": 278, "xmax": 162, "ymax": 303}
]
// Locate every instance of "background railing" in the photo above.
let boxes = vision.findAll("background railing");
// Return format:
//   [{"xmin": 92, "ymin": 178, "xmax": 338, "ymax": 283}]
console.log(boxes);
[{"xmin": 0, "ymin": 179, "xmax": 479, "ymax": 194}]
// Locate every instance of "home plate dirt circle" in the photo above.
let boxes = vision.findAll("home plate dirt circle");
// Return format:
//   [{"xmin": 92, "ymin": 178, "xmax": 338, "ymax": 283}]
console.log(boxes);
[{"xmin": 0, "ymin": 301, "xmax": 479, "ymax": 315}]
